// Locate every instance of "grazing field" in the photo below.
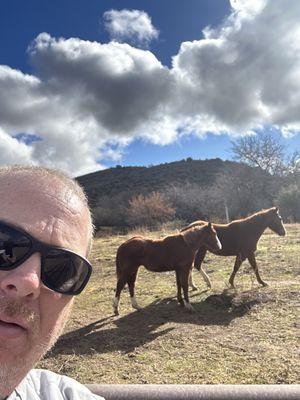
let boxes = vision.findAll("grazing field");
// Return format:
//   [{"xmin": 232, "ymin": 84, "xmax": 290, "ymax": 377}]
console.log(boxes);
[{"xmin": 39, "ymin": 224, "xmax": 300, "ymax": 384}]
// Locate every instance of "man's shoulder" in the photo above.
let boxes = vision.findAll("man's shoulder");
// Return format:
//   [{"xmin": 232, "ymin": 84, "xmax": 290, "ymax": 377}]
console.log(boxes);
[{"xmin": 12, "ymin": 369, "xmax": 104, "ymax": 400}]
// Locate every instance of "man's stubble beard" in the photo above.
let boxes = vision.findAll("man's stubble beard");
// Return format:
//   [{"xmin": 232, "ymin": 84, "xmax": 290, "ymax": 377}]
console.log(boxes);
[{"xmin": 0, "ymin": 297, "xmax": 72, "ymax": 399}]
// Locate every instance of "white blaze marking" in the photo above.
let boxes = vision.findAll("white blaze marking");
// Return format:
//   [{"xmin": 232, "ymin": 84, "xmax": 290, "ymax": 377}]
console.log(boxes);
[{"xmin": 216, "ymin": 237, "xmax": 222, "ymax": 250}]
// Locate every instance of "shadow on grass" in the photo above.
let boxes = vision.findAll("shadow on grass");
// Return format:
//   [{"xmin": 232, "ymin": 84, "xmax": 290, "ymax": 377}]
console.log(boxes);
[{"xmin": 46, "ymin": 288, "xmax": 271, "ymax": 358}]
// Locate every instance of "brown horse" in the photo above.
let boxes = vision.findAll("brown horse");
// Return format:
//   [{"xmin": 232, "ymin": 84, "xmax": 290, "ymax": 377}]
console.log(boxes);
[
  {"xmin": 181, "ymin": 207, "xmax": 286, "ymax": 289},
  {"xmin": 113, "ymin": 223, "xmax": 222, "ymax": 315}
]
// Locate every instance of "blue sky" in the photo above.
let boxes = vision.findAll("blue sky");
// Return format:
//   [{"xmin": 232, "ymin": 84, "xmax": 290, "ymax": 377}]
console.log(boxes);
[
  {"xmin": 1, "ymin": 0, "xmax": 230, "ymax": 71},
  {"xmin": 0, "ymin": 0, "xmax": 299, "ymax": 174}
]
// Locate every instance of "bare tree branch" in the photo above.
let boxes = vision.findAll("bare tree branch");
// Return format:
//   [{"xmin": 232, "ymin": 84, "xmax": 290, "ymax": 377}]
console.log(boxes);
[{"xmin": 231, "ymin": 132, "xmax": 286, "ymax": 175}]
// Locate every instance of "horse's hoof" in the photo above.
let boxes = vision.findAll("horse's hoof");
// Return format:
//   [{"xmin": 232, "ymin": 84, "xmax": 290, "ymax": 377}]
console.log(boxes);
[
  {"xmin": 132, "ymin": 305, "xmax": 142, "ymax": 311},
  {"xmin": 130, "ymin": 296, "xmax": 142, "ymax": 310},
  {"xmin": 261, "ymin": 281, "xmax": 268, "ymax": 287},
  {"xmin": 191, "ymin": 286, "xmax": 198, "ymax": 291},
  {"xmin": 185, "ymin": 305, "xmax": 196, "ymax": 313},
  {"xmin": 113, "ymin": 302, "xmax": 119, "ymax": 313},
  {"xmin": 184, "ymin": 301, "xmax": 196, "ymax": 312}
]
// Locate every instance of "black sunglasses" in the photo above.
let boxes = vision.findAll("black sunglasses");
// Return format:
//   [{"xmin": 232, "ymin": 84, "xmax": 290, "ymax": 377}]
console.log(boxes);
[{"xmin": 0, "ymin": 220, "xmax": 92, "ymax": 295}]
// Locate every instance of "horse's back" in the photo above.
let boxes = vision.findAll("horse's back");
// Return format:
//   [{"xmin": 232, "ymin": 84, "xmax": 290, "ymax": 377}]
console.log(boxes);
[
  {"xmin": 184, "ymin": 220, "xmax": 247, "ymax": 255},
  {"xmin": 187, "ymin": 209, "xmax": 281, "ymax": 258},
  {"xmin": 143, "ymin": 235, "xmax": 191, "ymax": 270},
  {"xmin": 117, "ymin": 235, "xmax": 174, "ymax": 266},
  {"xmin": 117, "ymin": 233, "xmax": 194, "ymax": 272},
  {"xmin": 206, "ymin": 220, "xmax": 260, "ymax": 256},
  {"xmin": 117, "ymin": 236, "xmax": 148, "ymax": 263}
]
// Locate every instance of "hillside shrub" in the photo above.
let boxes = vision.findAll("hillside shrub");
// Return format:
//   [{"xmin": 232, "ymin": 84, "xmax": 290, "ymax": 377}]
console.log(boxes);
[{"xmin": 126, "ymin": 192, "xmax": 175, "ymax": 228}]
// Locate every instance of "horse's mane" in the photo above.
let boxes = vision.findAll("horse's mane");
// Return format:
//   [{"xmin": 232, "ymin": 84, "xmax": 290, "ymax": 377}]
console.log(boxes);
[
  {"xmin": 229, "ymin": 207, "xmax": 276, "ymax": 225},
  {"xmin": 181, "ymin": 207, "xmax": 278, "ymax": 231}
]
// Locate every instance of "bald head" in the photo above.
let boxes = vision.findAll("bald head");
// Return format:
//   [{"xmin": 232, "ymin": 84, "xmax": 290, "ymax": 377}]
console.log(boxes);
[
  {"xmin": 0, "ymin": 165, "xmax": 93, "ymax": 256},
  {"xmin": 0, "ymin": 166, "xmax": 94, "ymax": 397}
]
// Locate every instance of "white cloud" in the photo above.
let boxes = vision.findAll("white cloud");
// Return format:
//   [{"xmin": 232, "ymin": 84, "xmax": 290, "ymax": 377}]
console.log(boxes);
[
  {"xmin": 230, "ymin": 0, "xmax": 267, "ymax": 15},
  {"xmin": 0, "ymin": 127, "xmax": 33, "ymax": 164},
  {"xmin": 0, "ymin": 0, "xmax": 300, "ymax": 175},
  {"xmin": 103, "ymin": 9, "xmax": 159, "ymax": 47},
  {"xmin": 172, "ymin": 0, "xmax": 300, "ymax": 135},
  {"xmin": 0, "ymin": 34, "xmax": 172, "ymax": 174}
]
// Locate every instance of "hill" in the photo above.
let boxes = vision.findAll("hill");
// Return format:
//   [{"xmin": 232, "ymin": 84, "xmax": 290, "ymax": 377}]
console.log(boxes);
[
  {"xmin": 76, "ymin": 158, "xmax": 276, "ymax": 228},
  {"xmin": 76, "ymin": 158, "xmax": 238, "ymax": 208}
]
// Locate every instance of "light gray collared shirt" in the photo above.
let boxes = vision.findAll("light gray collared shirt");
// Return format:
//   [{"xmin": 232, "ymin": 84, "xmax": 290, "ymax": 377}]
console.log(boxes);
[{"xmin": 7, "ymin": 369, "xmax": 104, "ymax": 400}]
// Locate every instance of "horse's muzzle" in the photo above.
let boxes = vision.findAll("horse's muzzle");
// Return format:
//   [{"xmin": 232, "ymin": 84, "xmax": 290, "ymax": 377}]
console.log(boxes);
[{"xmin": 279, "ymin": 229, "xmax": 286, "ymax": 237}]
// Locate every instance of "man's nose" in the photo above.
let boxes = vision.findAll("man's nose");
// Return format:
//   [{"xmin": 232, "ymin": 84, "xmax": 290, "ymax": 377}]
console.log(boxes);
[{"xmin": 0, "ymin": 253, "xmax": 41, "ymax": 300}]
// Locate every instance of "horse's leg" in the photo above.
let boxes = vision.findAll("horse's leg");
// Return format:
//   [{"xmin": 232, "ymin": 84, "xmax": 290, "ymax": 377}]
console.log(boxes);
[
  {"xmin": 128, "ymin": 269, "xmax": 142, "ymax": 310},
  {"xmin": 176, "ymin": 270, "xmax": 184, "ymax": 306},
  {"xmin": 113, "ymin": 275, "xmax": 127, "ymax": 315},
  {"xmin": 181, "ymin": 268, "xmax": 195, "ymax": 312},
  {"xmin": 248, "ymin": 253, "xmax": 268, "ymax": 287},
  {"xmin": 228, "ymin": 254, "xmax": 244, "ymax": 288},
  {"xmin": 194, "ymin": 247, "xmax": 211, "ymax": 289},
  {"xmin": 188, "ymin": 269, "xmax": 198, "ymax": 291}
]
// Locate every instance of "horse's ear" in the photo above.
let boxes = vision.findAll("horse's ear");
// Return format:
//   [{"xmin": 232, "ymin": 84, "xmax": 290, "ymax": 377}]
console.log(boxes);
[{"xmin": 208, "ymin": 222, "xmax": 212, "ymax": 229}]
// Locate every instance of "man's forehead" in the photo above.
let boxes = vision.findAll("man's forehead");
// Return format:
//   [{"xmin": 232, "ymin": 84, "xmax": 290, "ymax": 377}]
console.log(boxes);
[
  {"xmin": 0, "ymin": 170, "xmax": 90, "ymax": 242},
  {"xmin": 0, "ymin": 174, "xmax": 81, "ymax": 212},
  {"xmin": 0, "ymin": 174, "xmax": 86, "ymax": 228}
]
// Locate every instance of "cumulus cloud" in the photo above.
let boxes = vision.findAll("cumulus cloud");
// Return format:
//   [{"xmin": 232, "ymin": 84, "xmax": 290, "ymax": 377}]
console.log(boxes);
[
  {"xmin": 230, "ymin": 0, "xmax": 267, "ymax": 15},
  {"xmin": 0, "ymin": 127, "xmax": 33, "ymax": 164},
  {"xmin": 171, "ymin": 0, "xmax": 300, "ymax": 136},
  {"xmin": 103, "ymin": 9, "xmax": 159, "ymax": 47},
  {"xmin": 0, "ymin": 0, "xmax": 299, "ymax": 175}
]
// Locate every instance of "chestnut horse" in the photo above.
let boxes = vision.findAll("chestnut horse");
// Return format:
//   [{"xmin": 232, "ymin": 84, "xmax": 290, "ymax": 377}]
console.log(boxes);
[
  {"xmin": 182, "ymin": 207, "xmax": 286, "ymax": 289},
  {"xmin": 113, "ymin": 223, "xmax": 222, "ymax": 315}
]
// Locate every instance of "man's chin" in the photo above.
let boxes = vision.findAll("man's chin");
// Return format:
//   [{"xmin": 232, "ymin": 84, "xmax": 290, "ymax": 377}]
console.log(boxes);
[
  {"xmin": 0, "ymin": 298, "xmax": 73, "ymax": 398},
  {"xmin": 0, "ymin": 350, "xmax": 44, "ymax": 398},
  {"xmin": 0, "ymin": 335, "xmax": 53, "ymax": 398}
]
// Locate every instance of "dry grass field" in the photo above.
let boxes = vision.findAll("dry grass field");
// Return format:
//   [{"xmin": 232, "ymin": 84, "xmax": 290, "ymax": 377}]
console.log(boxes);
[{"xmin": 38, "ymin": 224, "xmax": 299, "ymax": 384}]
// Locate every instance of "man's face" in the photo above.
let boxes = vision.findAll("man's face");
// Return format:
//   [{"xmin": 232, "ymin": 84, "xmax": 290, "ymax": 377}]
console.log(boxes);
[{"xmin": 0, "ymin": 175, "xmax": 90, "ymax": 396}]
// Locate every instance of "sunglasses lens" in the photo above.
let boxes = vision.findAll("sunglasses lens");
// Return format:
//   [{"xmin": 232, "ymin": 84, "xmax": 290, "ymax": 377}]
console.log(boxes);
[
  {"xmin": 0, "ymin": 225, "xmax": 31, "ymax": 268},
  {"xmin": 43, "ymin": 250, "xmax": 91, "ymax": 294}
]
